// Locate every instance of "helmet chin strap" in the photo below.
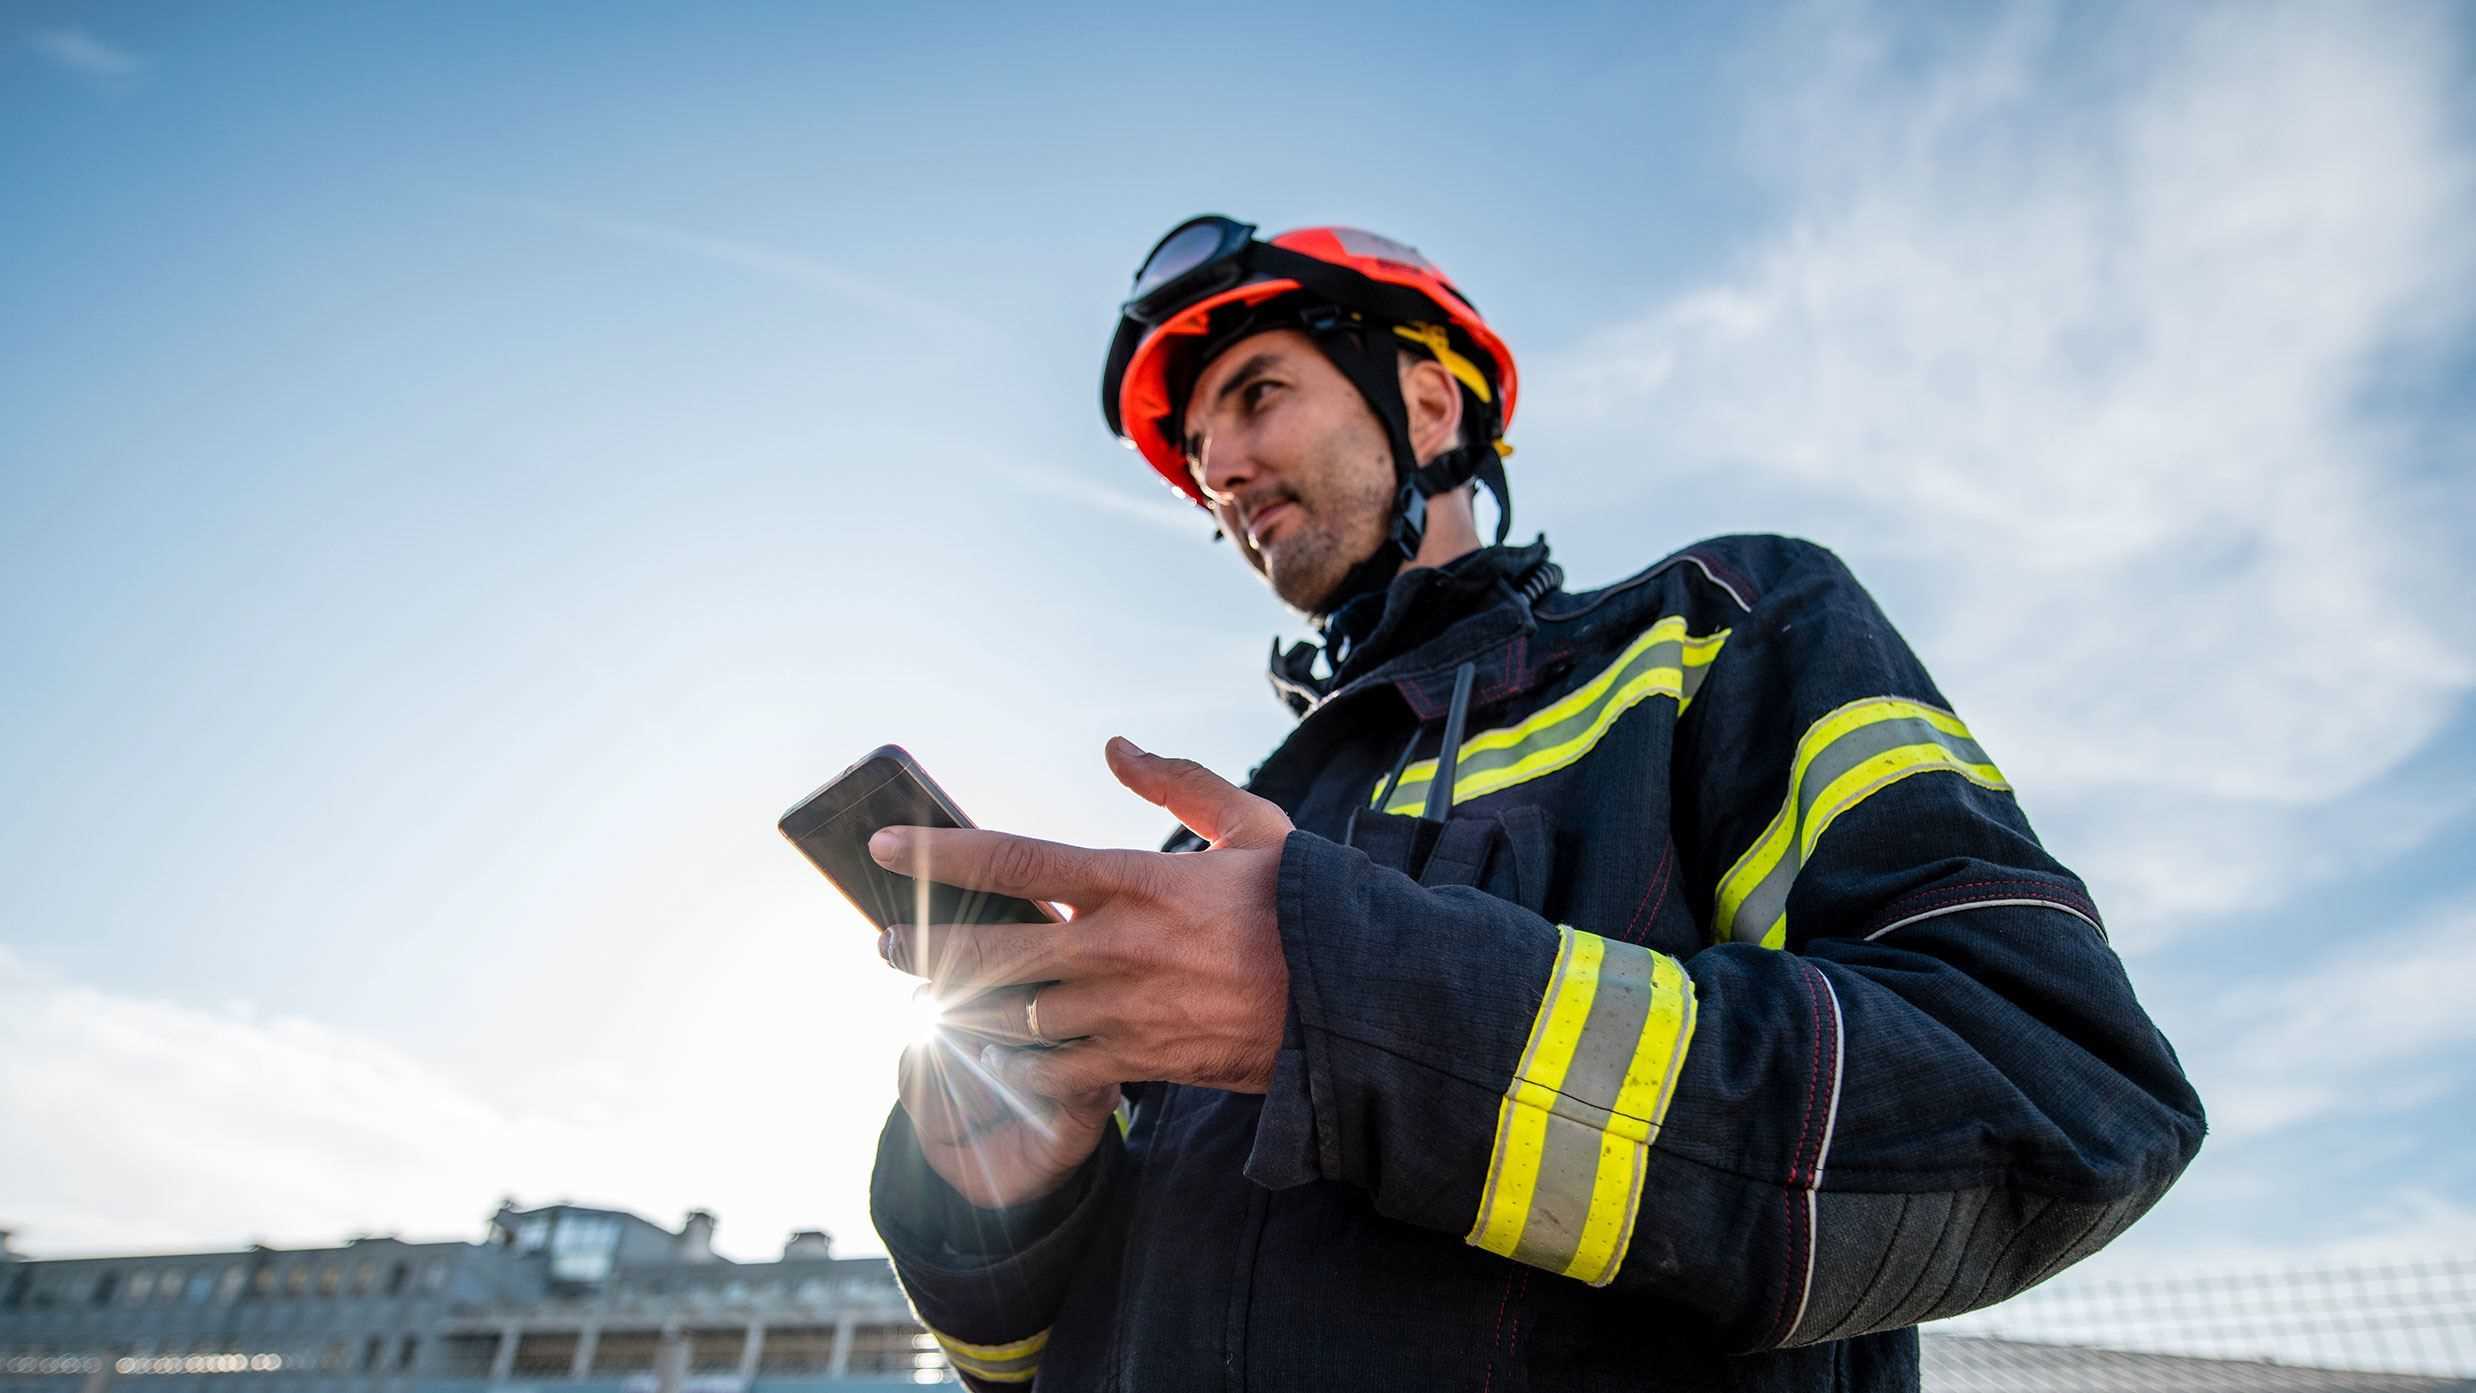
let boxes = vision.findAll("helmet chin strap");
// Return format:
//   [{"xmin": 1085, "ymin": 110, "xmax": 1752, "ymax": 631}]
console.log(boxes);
[{"xmin": 1296, "ymin": 304, "xmax": 1513, "ymax": 623}]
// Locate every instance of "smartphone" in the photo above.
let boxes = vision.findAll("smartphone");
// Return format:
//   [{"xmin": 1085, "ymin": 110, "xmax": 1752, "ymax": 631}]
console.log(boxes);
[{"xmin": 778, "ymin": 745, "xmax": 1063, "ymax": 930}]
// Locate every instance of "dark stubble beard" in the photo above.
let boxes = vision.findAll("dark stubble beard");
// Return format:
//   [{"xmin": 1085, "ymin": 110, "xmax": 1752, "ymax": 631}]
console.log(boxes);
[{"xmin": 1260, "ymin": 453, "xmax": 1397, "ymax": 615}]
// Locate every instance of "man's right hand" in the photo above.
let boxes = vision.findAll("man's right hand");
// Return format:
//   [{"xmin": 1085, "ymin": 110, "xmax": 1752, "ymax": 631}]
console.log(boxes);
[{"xmin": 897, "ymin": 1022, "xmax": 1118, "ymax": 1211}]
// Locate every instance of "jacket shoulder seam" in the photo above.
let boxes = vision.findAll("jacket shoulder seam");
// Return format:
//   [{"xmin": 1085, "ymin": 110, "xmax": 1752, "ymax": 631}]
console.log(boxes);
[{"xmin": 1539, "ymin": 536, "xmax": 1803, "ymax": 623}]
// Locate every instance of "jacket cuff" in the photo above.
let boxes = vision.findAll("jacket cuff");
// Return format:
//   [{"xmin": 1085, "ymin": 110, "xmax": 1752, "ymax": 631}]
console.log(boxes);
[
  {"xmin": 868, "ymin": 1103, "xmax": 1121, "ymax": 1341},
  {"xmin": 1258, "ymin": 828, "xmax": 1565, "ymax": 1216},
  {"xmin": 1242, "ymin": 1003, "xmax": 1321, "ymax": 1190},
  {"xmin": 1251, "ymin": 829, "xmax": 1364, "ymax": 1187}
]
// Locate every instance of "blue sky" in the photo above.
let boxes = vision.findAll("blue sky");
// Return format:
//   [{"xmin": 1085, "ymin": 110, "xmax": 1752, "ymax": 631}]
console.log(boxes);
[{"xmin": 4, "ymin": 0, "xmax": 2472, "ymax": 1318}]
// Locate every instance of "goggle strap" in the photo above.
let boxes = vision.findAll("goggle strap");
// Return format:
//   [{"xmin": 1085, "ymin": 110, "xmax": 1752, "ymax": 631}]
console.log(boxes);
[{"xmin": 1391, "ymin": 323, "xmax": 1493, "ymax": 405}]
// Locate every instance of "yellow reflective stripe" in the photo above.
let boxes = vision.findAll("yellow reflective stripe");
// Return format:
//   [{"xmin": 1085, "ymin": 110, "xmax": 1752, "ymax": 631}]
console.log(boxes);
[
  {"xmin": 1714, "ymin": 801, "xmax": 1796, "ymax": 946},
  {"xmin": 1564, "ymin": 951, "xmax": 1697, "ymax": 1285},
  {"xmin": 1469, "ymin": 929, "xmax": 1698, "ymax": 1288},
  {"xmin": 1713, "ymin": 697, "xmax": 2011, "ymax": 947},
  {"xmin": 1802, "ymin": 742, "xmax": 2005, "ymax": 860},
  {"xmin": 1379, "ymin": 617, "xmax": 1729, "ymax": 816},
  {"xmin": 935, "ymin": 1330, "xmax": 1047, "ymax": 1361},
  {"xmin": 1468, "ymin": 926, "xmax": 1601, "ymax": 1257},
  {"xmin": 929, "ymin": 1326, "xmax": 1047, "ymax": 1384}
]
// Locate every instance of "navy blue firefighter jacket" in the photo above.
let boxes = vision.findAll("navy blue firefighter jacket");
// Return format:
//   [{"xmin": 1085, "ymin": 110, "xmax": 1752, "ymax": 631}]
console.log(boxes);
[{"xmin": 870, "ymin": 534, "xmax": 2205, "ymax": 1391}]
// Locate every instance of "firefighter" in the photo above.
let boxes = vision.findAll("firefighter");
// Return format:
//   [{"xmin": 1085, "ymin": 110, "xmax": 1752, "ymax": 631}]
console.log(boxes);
[{"xmin": 864, "ymin": 217, "xmax": 2205, "ymax": 1390}]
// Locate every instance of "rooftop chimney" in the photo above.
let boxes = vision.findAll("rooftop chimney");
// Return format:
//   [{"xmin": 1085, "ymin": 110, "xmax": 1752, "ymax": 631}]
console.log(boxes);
[
  {"xmin": 677, "ymin": 1210, "xmax": 717, "ymax": 1264},
  {"xmin": 782, "ymin": 1230, "xmax": 833, "ymax": 1261}
]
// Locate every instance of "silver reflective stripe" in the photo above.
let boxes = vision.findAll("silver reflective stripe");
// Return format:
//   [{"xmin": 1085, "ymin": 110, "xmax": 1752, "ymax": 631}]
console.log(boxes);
[
  {"xmin": 1496, "ymin": 945, "xmax": 1661, "ymax": 1275},
  {"xmin": 1726, "ymin": 712, "xmax": 2002, "ymax": 945},
  {"xmin": 1557, "ymin": 941, "xmax": 1662, "ymax": 1119},
  {"xmin": 1795, "ymin": 717, "xmax": 1993, "ymax": 826},
  {"xmin": 1503, "ymin": 1110, "xmax": 1620, "ymax": 1273},
  {"xmin": 1469, "ymin": 931, "xmax": 1699, "ymax": 1288}
]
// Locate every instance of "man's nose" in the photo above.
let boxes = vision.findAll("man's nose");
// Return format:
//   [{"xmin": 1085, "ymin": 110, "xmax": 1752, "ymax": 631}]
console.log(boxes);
[{"xmin": 1197, "ymin": 437, "xmax": 1257, "ymax": 503}]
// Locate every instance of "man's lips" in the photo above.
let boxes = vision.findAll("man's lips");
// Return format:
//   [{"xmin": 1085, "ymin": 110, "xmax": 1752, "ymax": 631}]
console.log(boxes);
[{"xmin": 1246, "ymin": 499, "xmax": 1297, "ymax": 546}]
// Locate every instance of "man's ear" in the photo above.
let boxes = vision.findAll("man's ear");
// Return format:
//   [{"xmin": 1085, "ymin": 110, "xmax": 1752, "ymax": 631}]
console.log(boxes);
[{"xmin": 1399, "ymin": 353, "xmax": 1466, "ymax": 464}]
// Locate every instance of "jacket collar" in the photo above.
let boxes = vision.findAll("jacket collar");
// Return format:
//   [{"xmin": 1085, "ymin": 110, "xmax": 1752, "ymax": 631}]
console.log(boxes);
[{"xmin": 1267, "ymin": 537, "xmax": 1559, "ymax": 716}]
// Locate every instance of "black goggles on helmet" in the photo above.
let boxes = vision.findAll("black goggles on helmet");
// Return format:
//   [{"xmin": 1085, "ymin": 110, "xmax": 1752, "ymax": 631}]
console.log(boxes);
[{"xmin": 1120, "ymin": 214, "xmax": 1258, "ymax": 325}]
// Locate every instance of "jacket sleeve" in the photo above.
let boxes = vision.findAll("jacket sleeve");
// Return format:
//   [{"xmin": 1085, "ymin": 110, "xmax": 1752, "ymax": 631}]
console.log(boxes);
[
  {"xmin": 1250, "ymin": 539, "xmax": 2204, "ymax": 1352},
  {"xmin": 869, "ymin": 1103, "xmax": 1124, "ymax": 1388}
]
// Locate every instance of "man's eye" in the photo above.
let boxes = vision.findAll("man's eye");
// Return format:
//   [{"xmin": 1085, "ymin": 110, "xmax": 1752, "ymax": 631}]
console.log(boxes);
[{"xmin": 1243, "ymin": 380, "xmax": 1280, "ymax": 411}]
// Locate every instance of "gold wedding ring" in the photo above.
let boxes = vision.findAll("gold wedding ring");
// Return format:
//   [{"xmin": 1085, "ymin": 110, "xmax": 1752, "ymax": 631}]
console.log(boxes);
[{"xmin": 1024, "ymin": 984, "xmax": 1048, "ymax": 1045}]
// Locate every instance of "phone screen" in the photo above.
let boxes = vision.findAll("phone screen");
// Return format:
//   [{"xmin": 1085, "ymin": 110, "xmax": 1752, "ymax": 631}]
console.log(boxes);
[{"xmin": 779, "ymin": 750, "xmax": 1059, "ymax": 930}]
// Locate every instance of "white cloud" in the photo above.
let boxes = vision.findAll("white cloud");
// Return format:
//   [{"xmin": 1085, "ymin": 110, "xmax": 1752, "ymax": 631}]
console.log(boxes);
[
  {"xmin": 2183, "ymin": 900, "xmax": 2476, "ymax": 1141},
  {"xmin": 27, "ymin": 27, "xmax": 144, "ymax": 81},
  {"xmin": 1534, "ymin": 0, "xmax": 2476, "ymax": 941}
]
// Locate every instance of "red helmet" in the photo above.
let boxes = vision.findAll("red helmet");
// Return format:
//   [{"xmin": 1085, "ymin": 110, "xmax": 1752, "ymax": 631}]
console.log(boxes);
[{"xmin": 1100, "ymin": 219, "xmax": 1519, "ymax": 506}]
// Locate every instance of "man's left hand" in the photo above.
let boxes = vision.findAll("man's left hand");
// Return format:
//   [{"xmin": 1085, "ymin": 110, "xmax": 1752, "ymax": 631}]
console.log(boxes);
[{"xmin": 871, "ymin": 736, "xmax": 1294, "ymax": 1098}]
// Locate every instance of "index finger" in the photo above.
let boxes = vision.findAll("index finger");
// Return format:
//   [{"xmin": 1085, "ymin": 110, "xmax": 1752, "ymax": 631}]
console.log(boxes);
[{"xmin": 871, "ymin": 825, "xmax": 1134, "ymax": 907}]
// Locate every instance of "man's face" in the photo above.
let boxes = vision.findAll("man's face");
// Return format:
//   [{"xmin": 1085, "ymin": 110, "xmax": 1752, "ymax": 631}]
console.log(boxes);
[{"xmin": 1181, "ymin": 329, "xmax": 1396, "ymax": 615}]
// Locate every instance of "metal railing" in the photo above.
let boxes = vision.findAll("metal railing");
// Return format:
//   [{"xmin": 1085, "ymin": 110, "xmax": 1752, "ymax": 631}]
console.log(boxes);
[{"xmin": 1930, "ymin": 1257, "xmax": 2476, "ymax": 1379}]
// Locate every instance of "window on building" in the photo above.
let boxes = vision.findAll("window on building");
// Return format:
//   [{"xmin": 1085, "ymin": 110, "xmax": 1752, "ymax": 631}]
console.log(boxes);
[
  {"xmin": 395, "ymin": 1335, "xmax": 419, "ymax": 1372},
  {"xmin": 90, "ymin": 1273, "xmax": 119, "ymax": 1306},
  {"xmin": 217, "ymin": 1266, "xmax": 246, "ymax": 1303},
  {"xmin": 185, "ymin": 1271, "xmax": 213, "ymax": 1304},
  {"xmin": 753, "ymin": 1327, "xmax": 834, "ymax": 1376},
  {"xmin": 316, "ymin": 1267, "xmax": 341, "ymax": 1298},
  {"xmin": 547, "ymin": 1214, "xmax": 621, "ymax": 1285},
  {"xmin": 686, "ymin": 1329, "xmax": 744, "ymax": 1373},
  {"xmin": 251, "ymin": 1268, "xmax": 276, "ymax": 1297},
  {"xmin": 385, "ymin": 1262, "xmax": 409, "ymax": 1297},
  {"xmin": 156, "ymin": 1268, "xmax": 182, "ymax": 1301},
  {"xmin": 362, "ymin": 1336, "xmax": 385, "ymax": 1370},
  {"xmin": 284, "ymin": 1268, "xmax": 308, "ymax": 1297},
  {"xmin": 588, "ymin": 1332, "xmax": 660, "ymax": 1375},
  {"xmin": 509, "ymin": 1333, "xmax": 578, "ymax": 1377},
  {"xmin": 125, "ymin": 1273, "xmax": 155, "ymax": 1305},
  {"xmin": 420, "ymin": 1261, "xmax": 447, "ymax": 1293},
  {"xmin": 351, "ymin": 1263, "xmax": 375, "ymax": 1297},
  {"xmin": 431, "ymin": 1335, "xmax": 497, "ymax": 1379},
  {"xmin": 513, "ymin": 1217, "xmax": 550, "ymax": 1253}
]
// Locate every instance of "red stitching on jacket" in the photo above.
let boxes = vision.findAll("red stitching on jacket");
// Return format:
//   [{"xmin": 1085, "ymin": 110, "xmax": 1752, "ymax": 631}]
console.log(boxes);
[
  {"xmin": 1619, "ymin": 841, "xmax": 1675, "ymax": 944},
  {"xmin": 1480, "ymin": 1273, "xmax": 1514, "ymax": 1393},
  {"xmin": 1505, "ymin": 1273, "xmax": 1530, "ymax": 1366},
  {"xmin": 1776, "ymin": 963, "xmax": 1825, "ymax": 1344}
]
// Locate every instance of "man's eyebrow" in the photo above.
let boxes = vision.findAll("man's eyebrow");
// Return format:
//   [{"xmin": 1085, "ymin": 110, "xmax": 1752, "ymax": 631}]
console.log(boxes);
[
  {"xmin": 1212, "ymin": 352, "xmax": 1285, "ymax": 409},
  {"xmin": 1184, "ymin": 350, "xmax": 1286, "ymax": 460}
]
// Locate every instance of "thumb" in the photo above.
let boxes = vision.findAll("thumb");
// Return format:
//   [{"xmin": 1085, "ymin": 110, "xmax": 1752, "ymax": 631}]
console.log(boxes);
[{"xmin": 1106, "ymin": 737, "xmax": 1289, "ymax": 847}]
